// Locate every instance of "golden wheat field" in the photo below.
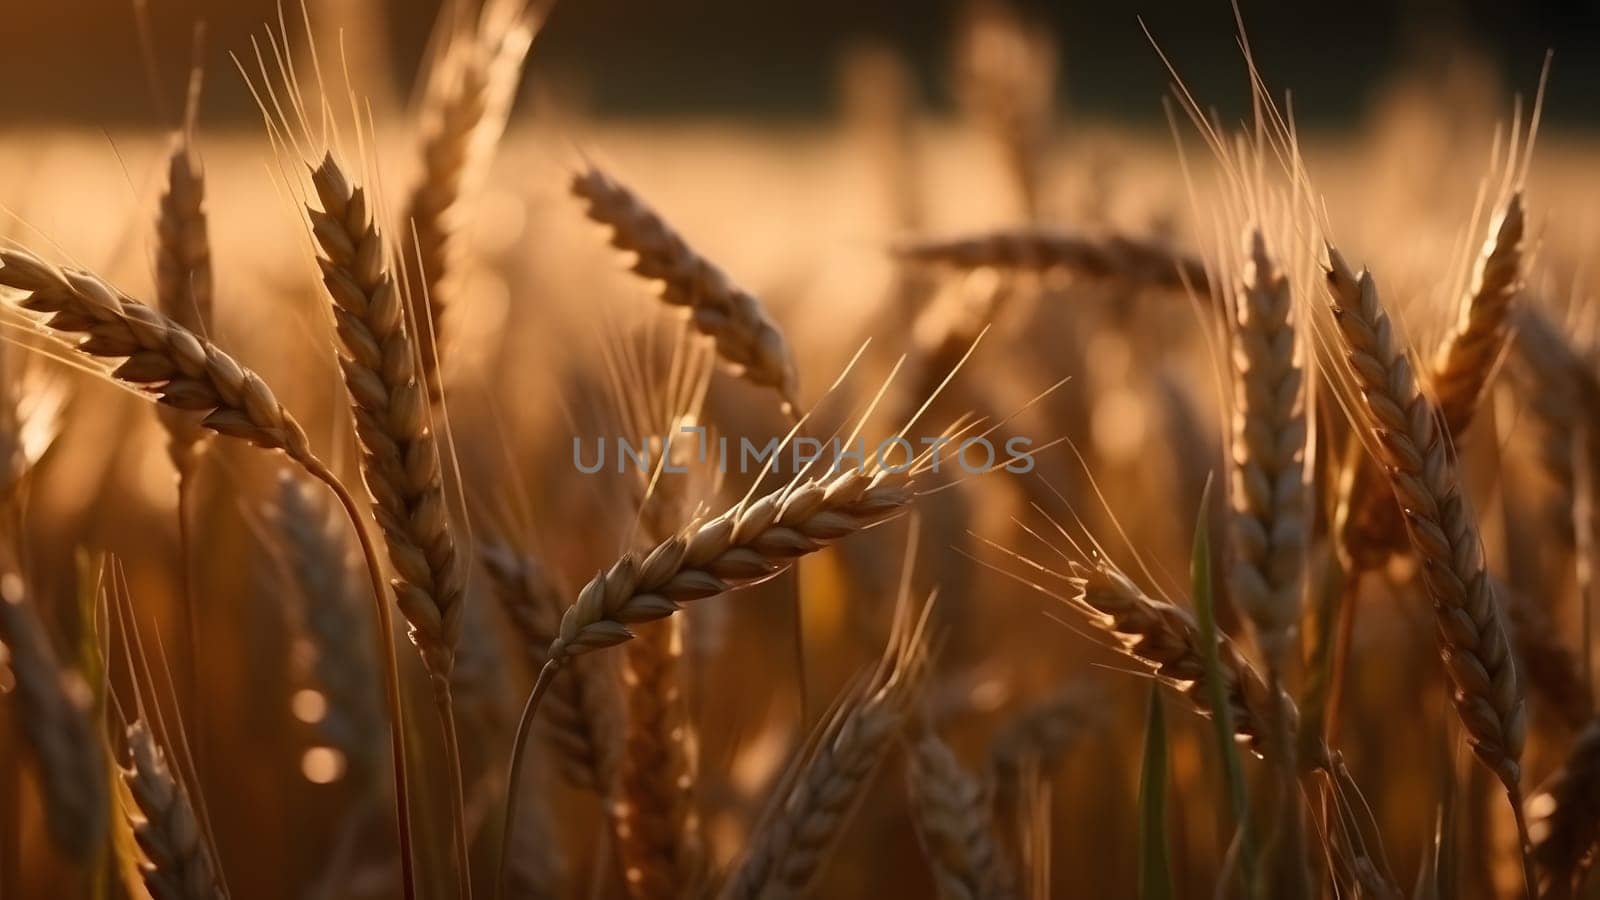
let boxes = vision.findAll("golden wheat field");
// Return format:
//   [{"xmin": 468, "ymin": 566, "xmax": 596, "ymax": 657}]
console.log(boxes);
[{"xmin": 7, "ymin": 0, "xmax": 1600, "ymax": 898}]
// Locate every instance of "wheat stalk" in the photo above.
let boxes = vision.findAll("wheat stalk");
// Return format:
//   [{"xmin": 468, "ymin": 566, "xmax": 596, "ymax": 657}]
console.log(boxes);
[
  {"xmin": 907, "ymin": 725, "xmax": 1012, "ymax": 900},
  {"xmin": 1228, "ymin": 229, "xmax": 1308, "ymax": 665},
  {"xmin": 721, "ymin": 600, "xmax": 931, "ymax": 899},
  {"xmin": 121, "ymin": 720, "xmax": 227, "ymax": 900},
  {"xmin": 401, "ymin": 0, "xmax": 541, "ymax": 400},
  {"xmin": 0, "ymin": 572, "xmax": 107, "ymax": 862},
  {"xmin": 1528, "ymin": 719, "xmax": 1600, "ymax": 899},
  {"xmin": 571, "ymin": 166, "xmax": 801, "ymax": 414},
  {"xmin": 892, "ymin": 229, "xmax": 1209, "ymax": 294}
]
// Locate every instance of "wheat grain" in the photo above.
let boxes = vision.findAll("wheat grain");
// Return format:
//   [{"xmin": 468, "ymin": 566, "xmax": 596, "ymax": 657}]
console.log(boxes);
[
  {"xmin": 986, "ymin": 684, "xmax": 1096, "ymax": 834},
  {"xmin": 571, "ymin": 166, "xmax": 801, "ymax": 414},
  {"xmin": 1227, "ymin": 229, "xmax": 1308, "ymax": 665},
  {"xmin": 307, "ymin": 151, "xmax": 471, "ymax": 898},
  {"xmin": 1430, "ymin": 192, "xmax": 1527, "ymax": 429},
  {"xmin": 1323, "ymin": 247, "xmax": 1526, "ymax": 794},
  {"xmin": 121, "ymin": 720, "xmax": 227, "ymax": 900}
]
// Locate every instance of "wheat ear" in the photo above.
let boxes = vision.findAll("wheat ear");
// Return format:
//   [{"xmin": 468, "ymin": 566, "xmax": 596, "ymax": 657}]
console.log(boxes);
[
  {"xmin": 310, "ymin": 154, "xmax": 466, "ymax": 680},
  {"xmin": 892, "ymin": 229, "xmax": 1210, "ymax": 294},
  {"xmin": 1325, "ymin": 248, "xmax": 1526, "ymax": 786},
  {"xmin": 153, "ymin": 131, "xmax": 215, "ymax": 478},
  {"xmin": 1528, "ymin": 719, "xmax": 1600, "ymax": 899},
  {"xmin": 571, "ymin": 166, "xmax": 802, "ymax": 414},
  {"xmin": 1323, "ymin": 247, "xmax": 1535, "ymax": 890},
  {"xmin": 483, "ymin": 542, "xmax": 622, "ymax": 793},
  {"xmin": 1337, "ymin": 194, "xmax": 1527, "ymax": 572},
  {"xmin": 907, "ymin": 725, "xmax": 1013, "ymax": 900},
  {"xmin": 0, "ymin": 248, "xmax": 309, "ymax": 459},
  {"xmin": 401, "ymin": 0, "xmax": 541, "ymax": 400},
  {"xmin": 122, "ymin": 720, "xmax": 227, "ymax": 900},
  {"xmin": 986, "ymin": 684, "xmax": 1096, "ymax": 853},
  {"xmin": 0, "ymin": 245, "xmax": 419, "ymax": 897},
  {"xmin": 1066, "ymin": 559, "xmax": 1296, "ymax": 760},
  {"xmin": 271, "ymin": 472, "xmax": 385, "ymax": 779},
  {"xmin": 307, "ymin": 152, "xmax": 472, "ymax": 898},
  {"xmin": 1228, "ymin": 229, "xmax": 1308, "ymax": 665},
  {"xmin": 722, "ymin": 600, "xmax": 931, "ymax": 899},
  {"xmin": 0, "ymin": 572, "xmax": 107, "ymax": 862},
  {"xmin": 613, "ymin": 618, "xmax": 704, "ymax": 899},
  {"xmin": 1431, "ymin": 192, "xmax": 1527, "ymax": 428},
  {"xmin": 552, "ymin": 467, "xmax": 912, "ymax": 662}
]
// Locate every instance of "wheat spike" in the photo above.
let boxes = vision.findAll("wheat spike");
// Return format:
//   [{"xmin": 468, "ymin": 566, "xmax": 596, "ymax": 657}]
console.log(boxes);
[
  {"xmin": 0, "ymin": 572, "xmax": 107, "ymax": 862},
  {"xmin": 270, "ymin": 472, "xmax": 384, "ymax": 778},
  {"xmin": 722, "ymin": 599, "xmax": 931, "ymax": 899},
  {"xmin": 1430, "ymin": 192, "xmax": 1527, "ymax": 428},
  {"xmin": 483, "ymin": 542, "xmax": 620, "ymax": 792},
  {"xmin": 1337, "ymin": 194, "xmax": 1527, "ymax": 572},
  {"xmin": 1066, "ymin": 559, "xmax": 1295, "ymax": 759},
  {"xmin": 549, "ymin": 467, "xmax": 912, "ymax": 663},
  {"xmin": 907, "ymin": 726, "xmax": 1012, "ymax": 900},
  {"xmin": 613, "ymin": 618, "xmax": 703, "ymax": 899},
  {"xmin": 1227, "ymin": 229, "xmax": 1308, "ymax": 664},
  {"xmin": 308, "ymin": 153, "xmax": 465, "ymax": 683},
  {"xmin": 122, "ymin": 720, "xmax": 227, "ymax": 900},
  {"xmin": 0, "ymin": 248, "xmax": 313, "ymax": 462},
  {"xmin": 1500, "ymin": 580, "xmax": 1592, "ymax": 732},
  {"xmin": 153, "ymin": 130, "xmax": 215, "ymax": 477},
  {"xmin": 571, "ymin": 166, "xmax": 801, "ymax": 414},
  {"xmin": 1324, "ymin": 247, "xmax": 1526, "ymax": 792},
  {"xmin": 893, "ymin": 229, "xmax": 1210, "ymax": 294},
  {"xmin": 986, "ymin": 683, "xmax": 1096, "ymax": 838},
  {"xmin": 401, "ymin": 0, "xmax": 541, "ymax": 400}
]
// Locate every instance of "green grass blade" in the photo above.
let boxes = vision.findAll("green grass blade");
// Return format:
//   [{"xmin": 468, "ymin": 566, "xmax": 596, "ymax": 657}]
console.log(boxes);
[
  {"xmin": 1138, "ymin": 686, "xmax": 1173, "ymax": 900},
  {"xmin": 1192, "ymin": 474, "xmax": 1255, "ymax": 894}
]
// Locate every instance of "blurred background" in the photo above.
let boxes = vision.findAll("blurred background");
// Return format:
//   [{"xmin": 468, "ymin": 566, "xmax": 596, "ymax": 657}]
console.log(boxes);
[{"xmin": 2, "ymin": 0, "xmax": 1596, "ymax": 126}]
